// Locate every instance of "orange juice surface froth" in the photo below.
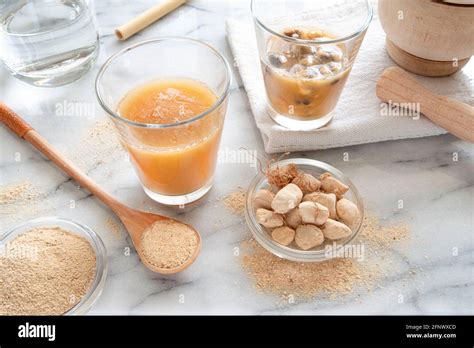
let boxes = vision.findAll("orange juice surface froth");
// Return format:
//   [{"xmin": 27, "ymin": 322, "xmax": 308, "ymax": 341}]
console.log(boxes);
[{"xmin": 118, "ymin": 79, "xmax": 224, "ymax": 196}]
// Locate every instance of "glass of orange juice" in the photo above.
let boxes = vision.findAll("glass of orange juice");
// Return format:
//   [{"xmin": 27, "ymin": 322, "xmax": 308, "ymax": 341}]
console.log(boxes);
[{"xmin": 95, "ymin": 38, "xmax": 231, "ymax": 205}]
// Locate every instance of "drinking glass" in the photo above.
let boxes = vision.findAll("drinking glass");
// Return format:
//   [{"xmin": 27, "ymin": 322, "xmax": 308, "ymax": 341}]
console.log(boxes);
[
  {"xmin": 96, "ymin": 38, "xmax": 231, "ymax": 205},
  {"xmin": 0, "ymin": 0, "xmax": 99, "ymax": 87},
  {"xmin": 252, "ymin": 0, "xmax": 372, "ymax": 130}
]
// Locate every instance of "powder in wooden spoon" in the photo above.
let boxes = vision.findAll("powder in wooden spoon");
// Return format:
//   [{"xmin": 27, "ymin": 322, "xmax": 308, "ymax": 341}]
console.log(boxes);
[
  {"xmin": 0, "ymin": 227, "xmax": 96, "ymax": 315},
  {"xmin": 140, "ymin": 220, "xmax": 199, "ymax": 270}
]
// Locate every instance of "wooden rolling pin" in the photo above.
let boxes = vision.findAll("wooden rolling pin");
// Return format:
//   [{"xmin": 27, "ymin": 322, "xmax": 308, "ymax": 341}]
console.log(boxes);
[{"xmin": 376, "ymin": 66, "xmax": 474, "ymax": 143}]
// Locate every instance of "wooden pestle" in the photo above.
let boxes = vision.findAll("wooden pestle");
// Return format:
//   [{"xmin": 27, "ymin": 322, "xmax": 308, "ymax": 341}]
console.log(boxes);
[{"xmin": 376, "ymin": 66, "xmax": 474, "ymax": 143}]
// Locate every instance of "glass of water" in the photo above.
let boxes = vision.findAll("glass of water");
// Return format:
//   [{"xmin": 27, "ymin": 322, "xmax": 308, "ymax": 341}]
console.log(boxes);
[{"xmin": 0, "ymin": 0, "xmax": 99, "ymax": 87}]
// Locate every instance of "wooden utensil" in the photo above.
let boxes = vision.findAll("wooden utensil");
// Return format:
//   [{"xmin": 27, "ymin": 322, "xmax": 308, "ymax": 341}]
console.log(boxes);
[
  {"xmin": 0, "ymin": 102, "xmax": 201, "ymax": 274},
  {"xmin": 115, "ymin": 0, "xmax": 186, "ymax": 40},
  {"xmin": 376, "ymin": 66, "xmax": 474, "ymax": 143},
  {"xmin": 386, "ymin": 38, "xmax": 471, "ymax": 77}
]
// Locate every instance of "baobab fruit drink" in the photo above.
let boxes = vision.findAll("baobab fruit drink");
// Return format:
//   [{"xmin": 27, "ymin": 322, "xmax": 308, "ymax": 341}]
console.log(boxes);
[{"xmin": 118, "ymin": 78, "xmax": 224, "ymax": 197}]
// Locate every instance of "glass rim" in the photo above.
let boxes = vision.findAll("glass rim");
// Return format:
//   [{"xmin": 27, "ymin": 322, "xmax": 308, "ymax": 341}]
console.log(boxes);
[
  {"xmin": 250, "ymin": 0, "xmax": 373, "ymax": 45},
  {"xmin": 95, "ymin": 37, "xmax": 232, "ymax": 129},
  {"xmin": 0, "ymin": 0, "xmax": 93, "ymax": 37}
]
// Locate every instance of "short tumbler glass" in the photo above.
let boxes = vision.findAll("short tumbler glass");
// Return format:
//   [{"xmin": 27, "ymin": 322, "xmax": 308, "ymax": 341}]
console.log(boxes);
[
  {"xmin": 0, "ymin": 0, "xmax": 99, "ymax": 87},
  {"xmin": 96, "ymin": 38, "xmax": 231, "ymax": 205},
  {"xmin": 252, "ymin": 0, "xmax": 372, "ymax": 130}
]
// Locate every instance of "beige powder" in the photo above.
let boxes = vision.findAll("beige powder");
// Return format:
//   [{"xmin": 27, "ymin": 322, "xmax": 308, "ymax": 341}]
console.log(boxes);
[
  {"xmin": 105, "ymin": 217, "xmax": 123, "ymax": 240},
  {"xmin": 0, "ymin": 181, "xmax": 46, "ymax": 228},
  {"xmin": 360, "ymin": 214, "xmax": 410, "ymax": 245},
  {"xmin": 140, "ymin": 220, "xmax": 199, "ymax": 269},
  {"xmin": 241, "ymin": 239, "xmax": 377, "ymax": 300},
  {"xmin": 222, "ymin": 188, "xmax": 246, "ymax": 216},
  {"xmin": 71, "ymin": 120, "xmax": 126, "ymax": 171},
  {"xmin": 241, "ymin": 213, "xmax": 409, "ymax": 300},
  {"xmin": 0, "ymin": 181, "xmax": 39, "ymax": 205},
  {"xmin": 0, "ymin": 227, "xmax": 96, "ymax": 315}
]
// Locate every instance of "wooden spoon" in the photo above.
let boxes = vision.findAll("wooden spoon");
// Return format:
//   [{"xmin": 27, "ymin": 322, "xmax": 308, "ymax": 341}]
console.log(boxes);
[
  {"xmin": 376, "ymin": 66, "xmax": 474, "ymax": 143},
  {"xmin": 0, "ymin": 102, "xmax": 201, "ymax": 274}
]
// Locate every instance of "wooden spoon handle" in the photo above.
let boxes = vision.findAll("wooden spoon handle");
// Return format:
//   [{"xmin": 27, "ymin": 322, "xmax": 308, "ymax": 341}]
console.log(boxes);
[
  {"xmin": 0, "ymin": 101, "xmax": 33, "ymax": 138},
  {"xmin": 376, "ymin": 66, "xmax": 474, "ymax": 143},
  {"xmin": 0, "ymin": 102, "xmax": 122, "ymax": 210}
]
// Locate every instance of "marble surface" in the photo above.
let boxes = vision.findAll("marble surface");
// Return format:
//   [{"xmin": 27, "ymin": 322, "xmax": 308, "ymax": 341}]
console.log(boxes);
[{"xmin": 1, "ymin": 0, "xmax": 473, "ymax": 315}]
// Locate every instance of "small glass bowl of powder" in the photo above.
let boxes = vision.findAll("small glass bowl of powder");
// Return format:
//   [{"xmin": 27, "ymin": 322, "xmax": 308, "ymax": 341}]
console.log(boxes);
[{"xmin": 0, "ymin": 217, "xmax": 108, "ymax": 315}]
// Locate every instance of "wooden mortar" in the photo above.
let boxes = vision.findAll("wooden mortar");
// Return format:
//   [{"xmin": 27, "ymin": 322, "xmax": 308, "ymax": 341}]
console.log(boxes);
[{"xmin": 378, "ymin": 0, "xmax": 474, "ymax": 76}]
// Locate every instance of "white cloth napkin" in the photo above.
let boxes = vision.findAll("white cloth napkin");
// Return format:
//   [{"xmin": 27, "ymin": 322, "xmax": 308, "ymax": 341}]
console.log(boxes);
[{"xmin": 226, "ymin": 16, "xmax": 473, "ymax": 153}]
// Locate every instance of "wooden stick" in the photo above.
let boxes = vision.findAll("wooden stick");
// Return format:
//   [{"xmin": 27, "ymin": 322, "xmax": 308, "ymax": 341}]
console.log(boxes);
[
  {"xmin": 376, "ymin": 66, "xmax": 474, "ymax": 143},
  {"xmin": 115, "ymin": 0, "xmax": 186, "ymax": 40},
  {"xmin": 0, "ymin": 102, "xmax": 121, "ymax": 208}
]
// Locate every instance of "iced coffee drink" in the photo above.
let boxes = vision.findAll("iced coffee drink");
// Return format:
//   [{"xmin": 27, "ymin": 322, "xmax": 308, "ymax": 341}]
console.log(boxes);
[
  {"xmin": 262, "ymin": 28, "xmax": 350, "ymax": 121},
  {"xmin": 252, "ymin": 0, "xmax": 372, "ymax": 130}
]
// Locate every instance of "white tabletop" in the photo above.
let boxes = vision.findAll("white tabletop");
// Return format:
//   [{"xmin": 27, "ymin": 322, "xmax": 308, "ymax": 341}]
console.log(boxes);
[{"xmin": 1, "ymin": 0, "xmax": 472, "ymax": 315}]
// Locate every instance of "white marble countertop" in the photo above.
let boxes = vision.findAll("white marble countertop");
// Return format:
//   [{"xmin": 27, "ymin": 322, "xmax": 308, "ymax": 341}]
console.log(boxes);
[{"xmin": 1, "ymin": 0, "xmax": 473, "ymax": 315}]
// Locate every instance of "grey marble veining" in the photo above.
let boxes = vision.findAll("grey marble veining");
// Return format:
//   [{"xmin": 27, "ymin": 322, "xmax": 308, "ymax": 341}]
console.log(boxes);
[{"xmin": 0, "ymin": 0, "xmax": 473, "ymax": 315}]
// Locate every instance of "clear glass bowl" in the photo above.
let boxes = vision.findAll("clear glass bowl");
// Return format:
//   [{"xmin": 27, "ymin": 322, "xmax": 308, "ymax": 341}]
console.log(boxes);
[
  {"xmin": 1, "ymin": 217, "xmax": 108, "ymax": 315},
  {"xmin": 245, "ymin": 158, "xmax": 364, "ymax": 262}
]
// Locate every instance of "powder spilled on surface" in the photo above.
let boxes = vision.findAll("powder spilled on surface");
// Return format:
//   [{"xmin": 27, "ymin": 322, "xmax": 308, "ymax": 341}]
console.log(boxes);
[
  {"xmin": 0, "ymin": 181, "xmax": 39, "ymax": 205},
  {"xmin": 71, "ymin": 119, "xmax": 126, "ymax": 171},
  {"xmin": 105, "ymin": 216, "xmax": 123, "ymax": 240},
  {"xmin": 140, "ymin": 220, "xmax": 199, "ymax": 270},
  {"xmin": 360, "ymin": 214, "xmax": 410, "ymax": 245},
  {"xmin": 240, "ymin": 214, "xmax": 410, "ymax": 300},
  {"xmin": 221, "ymin": 187, "xmax": 246, "ymax": 216},
  {"xmin": 241, "ymin": 239, "xmax": 378, "ymax": 300},
  {"xmin": 0, "ymin": 227, "xmax": 96, "ymax": 315},
  {"xmin": 0, "ymin": 181, "xmax": 52, "ymax": 228}
]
